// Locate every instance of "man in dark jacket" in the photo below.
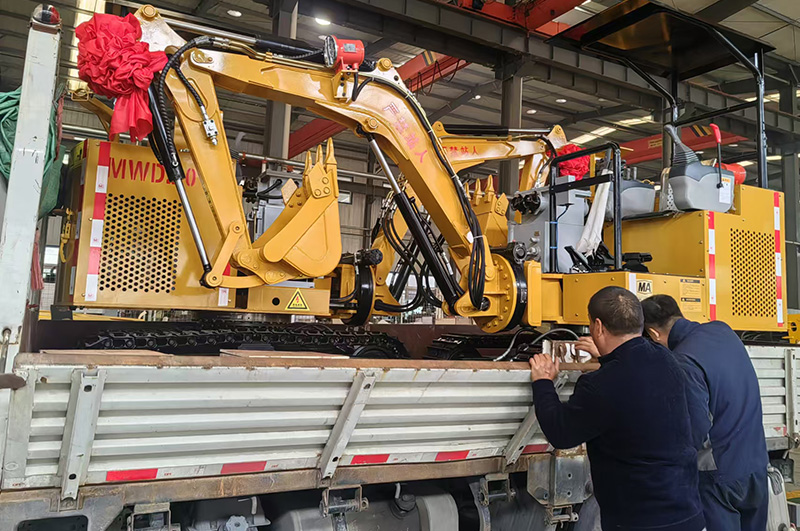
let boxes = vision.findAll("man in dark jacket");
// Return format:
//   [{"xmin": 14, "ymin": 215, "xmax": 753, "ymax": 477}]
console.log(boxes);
[
  {"xmin": 642, "ymin": 294, "xmax": 768, "ymax": 531},
  {"xmin": 530, "ymin": 286, "xmax": 704, "ymax": 531}
]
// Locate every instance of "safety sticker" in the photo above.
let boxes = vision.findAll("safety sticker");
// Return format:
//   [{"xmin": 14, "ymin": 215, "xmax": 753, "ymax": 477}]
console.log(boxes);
[
  {"xmin": 680, "ymin": 278, "xmax": 702, "ymax": 312},
  {"xmin": 286, "ymin": 289, "xmax": 310, "ymax": 311},
  {"xmin": 718, "ymin": 176, "xmax": 732, "ymax": 204}
]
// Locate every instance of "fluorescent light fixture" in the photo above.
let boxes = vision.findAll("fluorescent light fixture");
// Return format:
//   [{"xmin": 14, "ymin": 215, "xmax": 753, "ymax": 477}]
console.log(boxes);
[
  {"xmin": 556, "ymin": 98, "xmax": 568, "ymax": 103},
  {"xmin": 571, "ymin": 133, "xmax": 598, "ymax": 145},
  {"xmin": 315, "ymin": 17, "xmax": 331, "ymax": 26},
  {"xmin": 590, "ymin": 126, "xmax": 615, "ymax": 136},
  {"xmin": 598, "ymin": 98, "xmax": 607, "ymax": 102},
  {"xmin": 617, "ymin": 116, "xmax": 653, "ymax": 126},
  {"xmin": 526, "ymin": 109, "xmax": 537, "ymax": 115},
  {"xmin": 738, "ymin": 161, "xmax": 755, "ymax": 167},
  {"xmin": 474, "ymin": 94, "xmax": 481, "ymax": 100},
  {"xmin": 226, "ymin": 9, "xmax": 242, "ymax": 17},
  {"xmin": 729, "ymin": 144, "xmax": 738, "ymax": 147},
  {"xmin": 62, "ymin": 154, "xmax": 69, "ymax": 164},
  {"xmin": 767, "ymin": 155, "xmax": 781, "ymax": 161},
  {"xmin": 696, "ymin": 151, "xmax": 704, "ymax": 155}
]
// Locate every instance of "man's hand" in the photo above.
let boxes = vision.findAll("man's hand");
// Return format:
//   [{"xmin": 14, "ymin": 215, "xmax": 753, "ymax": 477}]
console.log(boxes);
[
  {"xmin": 530, "ymin": 354, "xmax": 560, "ymax": 382},
  {"xmin": 575, "ymin": 336, "xmax": 600, "ymax": 359}
]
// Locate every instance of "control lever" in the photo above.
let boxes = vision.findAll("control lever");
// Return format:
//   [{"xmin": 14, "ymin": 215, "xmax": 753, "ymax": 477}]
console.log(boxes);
[{"xmin": 710, "ymin": 123, "xmax": 724, "ymax": 189}]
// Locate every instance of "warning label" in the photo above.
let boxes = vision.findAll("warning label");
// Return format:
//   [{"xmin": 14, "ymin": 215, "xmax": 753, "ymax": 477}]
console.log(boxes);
[
  {"xmin": 680, "ymin": 279, "xmax": 702, "ymax": 313},
  {"xmin": 286, "ymin": 288, "xmax": 310, "ymax": 311}
]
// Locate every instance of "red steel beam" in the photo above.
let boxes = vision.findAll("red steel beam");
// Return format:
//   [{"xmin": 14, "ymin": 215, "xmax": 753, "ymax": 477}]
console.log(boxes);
[
  {"xmin": 622, "ymin": 126, "xmax": 747, "ymax": 165},
  {"xmin": 287, "ymin": 52, "xmax": 469, "ymax": 158},
  {"xmin": 456, "ymin": 0, "xmax": 584, "ymax": 33}
]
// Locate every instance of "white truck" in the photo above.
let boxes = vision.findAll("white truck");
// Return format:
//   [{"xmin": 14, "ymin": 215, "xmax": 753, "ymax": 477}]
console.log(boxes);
[
  {"xmin": 0, "ymin": 5, "xmax": 794, "ymax": 531},
  {"xmin": 0, "ymin": 345, "xmax": 794, "ymax": 530}
]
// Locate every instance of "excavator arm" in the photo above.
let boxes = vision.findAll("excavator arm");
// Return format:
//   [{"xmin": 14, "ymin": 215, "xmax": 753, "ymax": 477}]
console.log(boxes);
[{"xmin": 134, "ymin": 5, "xmax": 533, "ymax": 331}]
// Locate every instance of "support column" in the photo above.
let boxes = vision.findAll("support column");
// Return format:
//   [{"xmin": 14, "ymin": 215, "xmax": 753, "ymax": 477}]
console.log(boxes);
[
  {"xmin": 0, "ymin": 11, "xmax": 60, "ymax": 373},
  {"xmin": 780, "ymin": 84, "xmax": 799, "ymax": 309},
  {"xmin": 264, "ymin": 0, "xmax": 297, "ymax": 158},
  {"xmin": 499, "ymin": 74, "xmax": 523, "ymax": 199}
]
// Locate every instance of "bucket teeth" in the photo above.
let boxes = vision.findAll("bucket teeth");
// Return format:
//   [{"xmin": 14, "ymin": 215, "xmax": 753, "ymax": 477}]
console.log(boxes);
[
  {"xmin": 472, "ymin": 178, "xmax": 484, "ymax": 206},
  {"xmin": 325, "ymin": 137, "xmax": 336, "ymax": 166}
]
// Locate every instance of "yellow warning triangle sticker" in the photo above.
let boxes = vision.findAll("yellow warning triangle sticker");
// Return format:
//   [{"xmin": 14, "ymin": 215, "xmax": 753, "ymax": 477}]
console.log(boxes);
[{"xmin": 286, "ymin": 288, "xmax": 310, "ymax": 311}]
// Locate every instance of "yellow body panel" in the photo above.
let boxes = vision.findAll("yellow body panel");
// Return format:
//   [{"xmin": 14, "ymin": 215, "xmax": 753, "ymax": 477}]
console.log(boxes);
[
  {"xmin": 599, "ymin": 184, "xmax": 787, "ymax": 332},
  {"xmin": 55, "ymin": 141, "xmax": 236, "ymax": 311},
  {"xmin": 561, "ymin": 272, "xmax": 708, "ymax": 325}
]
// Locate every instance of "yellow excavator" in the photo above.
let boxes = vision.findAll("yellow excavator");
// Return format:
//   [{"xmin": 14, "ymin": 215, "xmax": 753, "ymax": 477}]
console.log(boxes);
[{"xmin": 55, "ymin": 5, "xmax": 791, "ymax": 354}]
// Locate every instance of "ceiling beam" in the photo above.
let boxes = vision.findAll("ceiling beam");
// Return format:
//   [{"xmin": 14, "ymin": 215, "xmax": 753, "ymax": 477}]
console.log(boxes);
[
  {"xmin": 717, "ymin": 76, "xmax": 789, "ymax": 95},
  {"xmin": 193, "ymin": 0, "xmax": 221, "ymax": 15},
  {"xmin": 366, "ymin": 38, "xmax": 395, "ymax": 57},
  {"xmin": 696, "ymin": 0, "xmax": 759, "ymax": 23},
  {"xmin": 565, "ymin": 104, "xmax": 636, "ymax": 124},
  {"xmin": 428, "ymin": 79, "xmax": 502, "ymax": 122}
]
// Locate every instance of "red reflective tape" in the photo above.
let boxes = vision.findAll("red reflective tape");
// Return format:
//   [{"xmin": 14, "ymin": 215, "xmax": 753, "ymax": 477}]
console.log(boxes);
[
  {"xmin": 522, "ymin": 444, "xmax": 550, "ymax": 454},
  {"xmin": 776, "ymin": 234, "xmax": 782, "ymax": 252},
  {"xmin": 105, "ymin": 468, "xmax": 158, "ymax": 482},
  {"xmin": 710, "ymin": 305, "xmax": 717, "ymax": 321},
  {"xmin": 223, "ymin": 263, "xmax": 231, "ymax": 276},
  {"xmin": 775, "ymin": 192, "xmax": 781, "ymax": 208},
  {"xmin": 435, "ymin": 450, "xmax": 470, "ymax": 462},
  {"xmin": 87, "ymin": 246, "xmax": 102, "ymax": 275},
  {"xmin": 350, "ymin": 454, "xmax": 391, "ymax": 465},
  {"xmin": 98, "ymin": 142, "xmax": 111, "ymax": 167},
  {"xmin": 708, "ymin": 254, "xmax": 716, "ymax": 280},
  {"xmin": 708, "ymin": 211, "xmax": 715, "ymax": 230},
  {"xmin": 777, "ymin": 280, "xmax": 783, "ymax": 299},
  {"xmin": 92, "ymin": 192, "xmax": 107, "ymax": 220},
  {"xmin": 221, "ymin": 461, "xmax": 267, "ymax": 474}
]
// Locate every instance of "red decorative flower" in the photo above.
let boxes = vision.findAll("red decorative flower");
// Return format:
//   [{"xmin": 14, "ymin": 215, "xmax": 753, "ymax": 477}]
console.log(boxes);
[
  {"xmin": 76, "ymin": 14, "xmax": 167, "ymax": 141},
  {"xmin": 557, "ymin": 143, "xmax": 590, "ymax": 179}
]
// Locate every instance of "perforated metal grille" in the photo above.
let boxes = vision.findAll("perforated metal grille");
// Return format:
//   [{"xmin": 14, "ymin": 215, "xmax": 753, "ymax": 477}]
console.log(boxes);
[
  {"xmin": 731, "ymin": 228, "xmax": 775, "ymax": 318},
  {"xmin": 99, "ymin": 194, "xmax": 180, "ymax": 294}
]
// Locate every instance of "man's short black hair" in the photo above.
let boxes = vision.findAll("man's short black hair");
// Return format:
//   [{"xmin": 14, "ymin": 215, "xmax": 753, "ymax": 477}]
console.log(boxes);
[
  {"xmin": 588, "ymin": 286, "xmax": 644, "ymax": 336},
  {"xmin": 641, "ymin": 294, "xmax": 684, "ymax": 329}
]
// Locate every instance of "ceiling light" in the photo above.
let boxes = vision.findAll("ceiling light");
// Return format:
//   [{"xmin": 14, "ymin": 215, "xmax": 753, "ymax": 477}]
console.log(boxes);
[
  {"xmin": 738, "ymin": 161, "xmax": 754, "ymax": 167},
  {"xmin": 556, "ymin": 98, "xmax": 567, "ymax": 103},
  {"xmin": 696, "ymin": 151, "xmax": 704, "ymax": 155},
  {"xmin": 226, "ymin": 9, "xmax": 242, "ymax": 17},
  {"xmin": 598, "ymin": 98, "xmax": 607, "ymax": 102},
  {"xmin": 590, "ymin": 126, "xmax": 615, "ymax": 136},
  {"xmin": 571, "ymin": 133, "xmax": 598, "ymax": 145},
  {"xmin": 729, "ymin": 144, "xmax": 738, "ymax": 147},
  {"xmin": 473, "ymin": 95, "xmax": 481, "ymax": 100},
  {"xmin": 318, "ymin": 35, "xmax": 327, "ymax": 40},
  {"xmin": 767, "ymin": 155, "xmax": 781, "ymax": 161},
  {"xmin": 526, "ymin": 109, "xmax": 537, "ymax": 115},
  {"xmin": 617, "ymin": 116, "xmax": 653, "ymax": 126},
  {"xmin": 315, "ymin": 17, "xmax": 331, "ymax": 26}
]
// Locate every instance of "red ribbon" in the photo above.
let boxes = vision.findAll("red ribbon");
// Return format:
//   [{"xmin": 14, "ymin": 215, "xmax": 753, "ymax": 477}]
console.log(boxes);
[
  {"xmin": 557, "ymin": 143, "xmax": 590, "ymax": 179},
  {"xmin": 76, "ymin": 14, "xmax": 167, "ymax": 142}
]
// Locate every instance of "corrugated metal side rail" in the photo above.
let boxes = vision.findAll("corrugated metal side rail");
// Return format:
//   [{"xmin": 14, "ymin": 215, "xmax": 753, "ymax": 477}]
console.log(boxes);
[
  {"xmin": 1, "ymin": 347, "xmax": 794, "ymax": 498},
  {"xmin": 747, "ymin": 345, "xmax": 797, "ymax": 449},
  {"xmin": 1, "ymin": 352, "xmax": 590, "ymax": 495}
]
